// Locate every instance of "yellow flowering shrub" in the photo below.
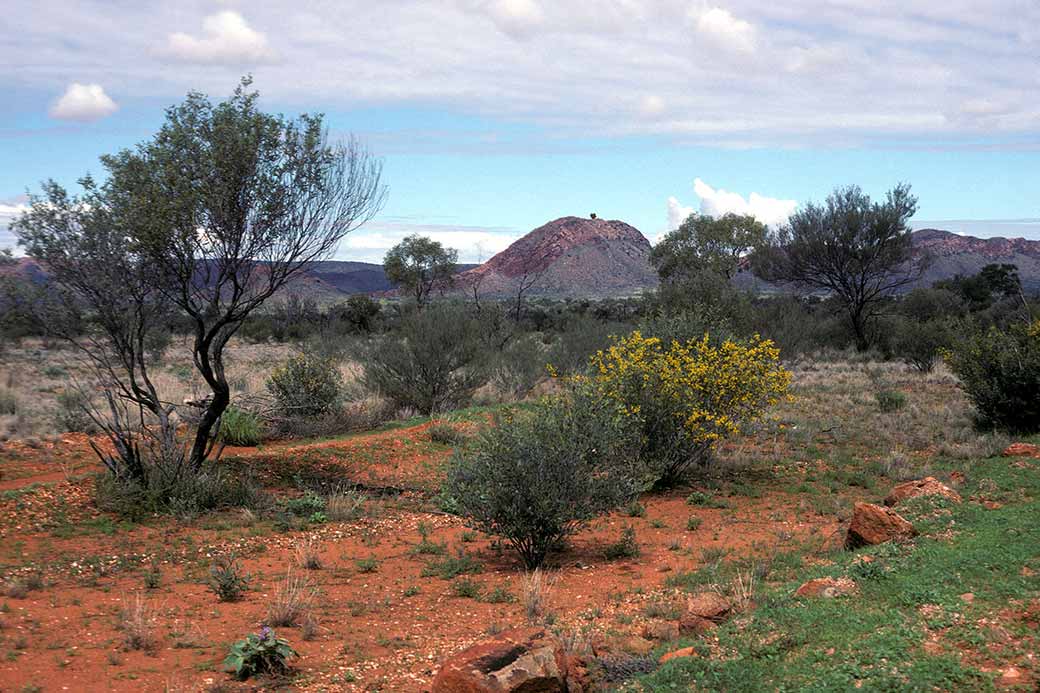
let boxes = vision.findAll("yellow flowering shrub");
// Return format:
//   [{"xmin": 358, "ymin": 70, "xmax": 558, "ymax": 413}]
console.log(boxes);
[{"xmin": 580, "ymin": 330, "xmax": 791, "ymax": 485}]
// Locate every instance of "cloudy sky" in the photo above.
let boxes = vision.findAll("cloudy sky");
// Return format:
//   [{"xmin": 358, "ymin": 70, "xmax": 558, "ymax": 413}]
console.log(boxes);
[{"xmin": 1, "ymin": 0, "xmax": 1038, "ymax": 261}]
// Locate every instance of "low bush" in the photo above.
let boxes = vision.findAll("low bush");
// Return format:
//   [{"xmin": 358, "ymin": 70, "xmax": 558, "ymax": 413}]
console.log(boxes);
[
  {"xmin": 427, "ymin": 421, "xmax": 467, "ymax": 446},
  {"xmin": 94, "ymin": 466, "xmax": 269, "ymax": 520},
  {"xmin": 53, "ymin": 389, "xmax": 98, "ymax": 433},
  {"xmin": 359, "ymin": 303, "xmax": 488, "ymax": 414},
  {"xmin": 875, "ymin": 388, "xmax": 907, "ymax": 413},
  {"xmin": 444, "ymin": 389, "xmax": 640, "ymax": 569},
  {"xmin": 490, "ymin": 335, "xmax": 547, "ymax": 400},
  {"xmin": 603, "ymin": 525, "xmax": 640, "ymax": 560},
  {"xmin": 944, "ymin": 319, "xmax": 1040, "ymax": 432},
  {"xmin": 267, "ymin": 353, "xmax": 343, "ymax": 420},
  {"xmin": 0, "ymin": 387, "xmax": 17, "ymax": 416},
  {"xmin": 219, "ymin": 406, "xmax": 265, "ymax": 446},
  {"xmin": 223, "ymin": 627, "xmax": 298, "ymax": 680},
  {"xmin": 888, "ymin": 317, "xmax": 953, "ymax": 373},
  {"xmin": 209, "ymin": 555, "xmax": 250, "ymax": 602}
]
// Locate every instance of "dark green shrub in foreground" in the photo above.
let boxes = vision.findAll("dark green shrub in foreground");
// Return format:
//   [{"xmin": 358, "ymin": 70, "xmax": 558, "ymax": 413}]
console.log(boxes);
[
  {"xmin": 944, "ymin": 319, "xmax": 1040, "ymax": 432},
  {"xmin": 888, "ymin": 316, "xmax": 953, "ymax": 373},
  {"xmin": 444, "ymin": 389, "xmax": 640, "ymax": 569},
  {"xmin": 359, "ymin": 303, "xmax": 488, "ymax": 414}
]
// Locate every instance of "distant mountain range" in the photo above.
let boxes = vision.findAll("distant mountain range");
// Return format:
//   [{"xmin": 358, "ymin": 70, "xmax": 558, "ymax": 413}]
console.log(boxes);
[{"xmin": 6, "ymin": 220, "xmax": 1040, "ymax": 301}]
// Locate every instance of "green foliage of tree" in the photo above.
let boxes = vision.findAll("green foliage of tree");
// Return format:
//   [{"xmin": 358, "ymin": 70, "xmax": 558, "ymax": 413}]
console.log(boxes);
[
  {"xmin": 651, "ymin": 212, "xmax": 767, "ymax": 282},
  {"xmin": 383, "ymin": 234, "xmax": 458, "ymax": 308},
  {"xmin": 14, "ymin": 77, "xmax": 384, "ymax": 484},
  {"xmin": 754, "ymin": 184, "xmax": 925, "ymax": 351}
]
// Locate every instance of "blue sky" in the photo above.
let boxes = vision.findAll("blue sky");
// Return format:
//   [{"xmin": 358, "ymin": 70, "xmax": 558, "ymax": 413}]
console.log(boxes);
[{"xmin": 2, "ymin": 1, "xmax": 1038, "ymax": 262}]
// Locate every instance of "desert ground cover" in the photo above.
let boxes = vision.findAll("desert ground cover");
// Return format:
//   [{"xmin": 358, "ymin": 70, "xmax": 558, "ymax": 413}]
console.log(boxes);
[{"xmin": 0, "ymin": 345, "xmax": 1036, "ymax": 692}]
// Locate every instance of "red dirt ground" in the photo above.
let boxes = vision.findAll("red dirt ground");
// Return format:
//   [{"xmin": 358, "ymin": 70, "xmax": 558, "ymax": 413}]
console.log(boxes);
[{"xmin": 0, "ymin": 423, "xmax": 844, "ymax": 692}]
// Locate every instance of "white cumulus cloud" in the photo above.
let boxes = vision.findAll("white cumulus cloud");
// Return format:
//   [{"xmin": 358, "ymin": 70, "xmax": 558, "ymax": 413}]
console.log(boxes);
[
  {"xmin": 691, "ymin": 7, "xmax": 756, "ymax": 54},
  {"xmin": 165, "ymin": 11, "xmax": 276, "ymax": 64},
  {"xmin": 667, "ymin": 178, "xmax": 797, "ymax": 229},
  {"xmin": 49, "ymin": 83, "xmax": 118, "ymax": 121}
]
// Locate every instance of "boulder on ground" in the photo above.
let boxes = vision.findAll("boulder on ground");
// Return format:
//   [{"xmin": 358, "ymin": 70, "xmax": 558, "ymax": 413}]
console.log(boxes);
[
  {"xmin": 641, "ymin": 620, "xmax": 679, "ymax": 641},
  {"xmin": 1003, "ymin": 443, "xmax": 1040, "ymax": 458},
  {"xmin": 794, "ymin": 577, "xmax": 858, "ymax": 599},
  {"xmin": 883, "ymin": 477, "xmax": 961, "ymax": 507},
  {"xmin": 678, "ymin": 613, "xmax": 716, "ymax": 635},
  {"xmin": 658, "ymin": 646, "xmax": 698, "ymax": 664},
  {"xmin": 431, "ymin": 627, "xmax": 566, "ymax": 693},
  {"xmin": 683, "ymin": 592, "xmax": 732, "ymax": 622},
  {"xmin": 845, "ymin": 502, "xmax": 917, "ymax": 549}
]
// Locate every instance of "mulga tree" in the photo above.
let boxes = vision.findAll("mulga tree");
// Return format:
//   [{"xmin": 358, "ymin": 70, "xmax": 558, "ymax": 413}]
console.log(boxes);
[
  {"xmin": 754, "ymin": 183, "xmax": 926, "ymax": 351},
  {"xmin": 15, "ymin": 78, "xmax": 386, "ymax": 481},
  {"xmin": 382, "ymin": 234, "xmax": 457, "ymax": 309}
]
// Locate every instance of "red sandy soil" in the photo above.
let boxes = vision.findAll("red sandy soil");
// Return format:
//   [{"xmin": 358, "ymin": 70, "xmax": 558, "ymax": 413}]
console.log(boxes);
[{"xmin": 0, "ymin": 423, "xmax": 844, "ymax": 692}]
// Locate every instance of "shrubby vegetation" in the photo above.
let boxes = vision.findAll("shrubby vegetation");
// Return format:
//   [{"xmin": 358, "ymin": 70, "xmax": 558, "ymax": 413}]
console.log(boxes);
[
  {"xmin": 444, "ymin": 387, "xmax": 640, "ymax": 568},
  {"xmin": 580, "ymin": 330, "xmax": 791, "ymax": 486},
  {"xmin": 267, "ymin": 354, "xmax": 344, "ymax": 420},
  {"xmin": 944, "ymin": 319, "xmax": 1040, "ymax": 433},
  {"xmin": 359, "ymin": 303, "xmax": 488, "ymax": 414}
]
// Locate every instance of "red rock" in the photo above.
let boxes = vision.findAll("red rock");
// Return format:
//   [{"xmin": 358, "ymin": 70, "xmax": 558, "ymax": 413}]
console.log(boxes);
[
  {"xmin": 949, "ymin": 471, "xmax": 966, "ymax": 484},
  {"xmin": 641, "ymin": 620, "xmax": 679, "ymax": 641},
  {"xmin": 884, "ymin": 477, "xmax": 961, "ymax": 507},
  {"xmin": 683, "ymin": 592, "xmax": 732, "ymax": 622},
  {"xmin": 591, "ymin": 635, "xmax": 653, "ymax": 657},
  {"xmin": 678, "ymin": 613, "xmax": 717, "ymax": 635},
  {"xmin": 1003, "ymin": 443, "xmax": 1040, "ymax": 458},
  {"xmin": 959, "ymin": 592, "xmax": 975, "ymax": 603},
  {"xmin": 658, "ymin": 646, "xmax": 697, "ymax": 664},
  {"xmin": 845, "ymin": 503, "xmax": 917, "ymax": 549},
  {"xmin": 431, "ymin": 627, "xmax": 566, "ymax": 693},
  {"xmin": 794, "ymin": 577, "xmax": 858, "ymax": 599}
]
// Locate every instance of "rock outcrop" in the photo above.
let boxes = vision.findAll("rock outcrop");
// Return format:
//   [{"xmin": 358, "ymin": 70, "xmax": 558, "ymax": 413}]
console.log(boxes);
[{"xmin": 845, "ymin": 502, "xmax": 917, "ymax": 549}]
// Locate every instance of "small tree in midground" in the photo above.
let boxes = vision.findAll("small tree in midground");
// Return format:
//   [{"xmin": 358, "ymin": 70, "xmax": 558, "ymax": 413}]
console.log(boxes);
[
  {"xmin": 754, "ymin": 184, "xmax": 926, "ymax": 351},
  {"xmin": 15, "ymin": 78, "xmax": 385, "ymax": 486},
  {"xmin": 383, "ymin": 234, "xmax": 457, "ymax": 309},
  {"xmin": 444, "ymin": 389, "xmax": 640, "ymax": 569}
]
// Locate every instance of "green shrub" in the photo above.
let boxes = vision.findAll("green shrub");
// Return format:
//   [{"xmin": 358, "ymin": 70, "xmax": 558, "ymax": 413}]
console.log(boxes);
[
  {"xmin": 875, "ymin": 389, "xmax": 907, "ymax": 413},
  {"xmin": 421, "ymin": 547, "xmax": 482, "ymax": 579},
  {"xmin": 53, "ymin": 389, "xmax": 98, "ymax": 433},
  {"xmin": 944, "ymin": 320, "xmax": 1040, "ymax": 432},
  {"xmin": 603, "ymin": 525, "xmax": 640, "ymax": 560},
  {"xmin": 94, "ymin": 467, "xmax": 268, "ymax": 520},
  {"xmin": 267, "ymin": 353, "xmax": 343, "ymax": 420},
  {"xmin": 359, "ymin": 304, "xmax": 488, "ymax": 414},
  {"xmin": 889, "ymin": 317, "xmax": 953, "ymax": 373},
  {"xmin": 444, "ymin": 389, "xmax": 640, "ymax": 569},
  {"xmin": 223, "ymin": 627, "xmax": 298, "ymax": 680},
  {"xmin": 490, "ymin": 335, "xmax": 547, "ymax": 400},
  {"xmin": 219, "ymin": 406, "xmax": 265, "ymax": 446},
  {"xmin": 427, "ymin": 421, "xmax": 467, "ymax": 446},
  {"xmin": 209, "ymin": 555, "xmax": 250, "ymax": 602}
]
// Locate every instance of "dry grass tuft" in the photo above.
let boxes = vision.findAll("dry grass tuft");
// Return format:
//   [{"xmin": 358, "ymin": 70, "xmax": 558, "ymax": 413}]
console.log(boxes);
[
  {"xmin": 521, "ymin": 568, "xmax": 557, "ymax": 623},
  {"xmin": 294, "ymin": 536, "xmax": 324, "ymax": 570},
  {"xmin": 118, "ymin": 594, "xmax": 159, "ymax": 652},
  {"xmin": 265, "ymin": 568, "xmax": 314, "ymax": 627}
]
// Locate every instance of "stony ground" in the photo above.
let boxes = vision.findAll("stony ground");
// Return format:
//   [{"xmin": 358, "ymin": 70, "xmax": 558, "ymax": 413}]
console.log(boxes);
[{"xmin": 0, "ymin": 356, "xmax": 1035, "ymax": 692}]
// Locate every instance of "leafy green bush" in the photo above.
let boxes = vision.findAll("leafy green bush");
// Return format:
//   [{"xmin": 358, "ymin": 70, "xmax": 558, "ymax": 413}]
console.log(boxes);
[
  {"xmin": 603, "ymin": 525, "xmax": 640, "ymax": 560},
  {"xmin": 219, "ymin": 406, "xmax": 265, "ymax": 446},
  {"xmin": 223, "ymin": 627, "xmax": 298, "ymax": 680},
  {"xmin": 490, "ymin": 335, "xmax": 547, "ymax": 400},
  {"xmin": 359, "ymin": 303, "xmax": 488, "ymax": 414},
  {"xmin": 94, "ymin": 467, "xmax": 268, "ymax": 520},
  {"xmin": 944, "ymin": 320, "xmax": 1040, "ymax": 432},
  {"xmin": 888, "ymin": 317, "xmax": 953, "ymax": 373},
  {"xmin": 444, "ymin": 389, "xmax": 640, "ymax": 569},
  {"xmin": 267, "ymin": 353, "xmax": 343, "ymax": 420}
]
